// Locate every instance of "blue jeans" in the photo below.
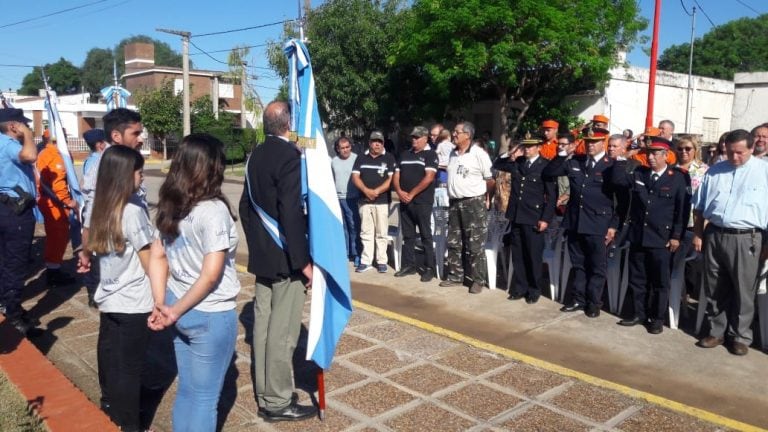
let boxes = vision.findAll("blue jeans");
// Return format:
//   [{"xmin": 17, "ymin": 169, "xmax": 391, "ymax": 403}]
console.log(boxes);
[
  {"xmin": 339, "ymin": 198, "xmax": 360, "ymax": 259},
  {"xmin": 167, "ymin": 291, "xmax": 237, "ymax": 432}
]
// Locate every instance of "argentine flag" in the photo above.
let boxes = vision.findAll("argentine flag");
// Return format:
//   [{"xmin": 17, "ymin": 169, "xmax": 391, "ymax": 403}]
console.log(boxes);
[
  {"xmin": 43, "ymin": 88, "xmax": 83, "ymax": 208},
  {"xmin": 285, "ymin": 39, "xmax": 353, "ymax": 370}
]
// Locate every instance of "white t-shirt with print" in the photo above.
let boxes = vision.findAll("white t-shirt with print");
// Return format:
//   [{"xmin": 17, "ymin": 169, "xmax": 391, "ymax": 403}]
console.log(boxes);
[
  {"xmin": 94, "ymin": 200, "xmax": 155, "ymax": 313},
  {"xmin": 447, "ymin": 145, "xmax": 493, "ymax": 199},
  {"xmin": 164, "ymin": 199, "xmax": 240, "ymax": 312}
]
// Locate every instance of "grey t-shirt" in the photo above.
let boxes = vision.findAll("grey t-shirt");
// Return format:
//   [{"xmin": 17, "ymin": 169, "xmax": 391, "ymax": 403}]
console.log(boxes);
[
  {"xmin": 332, "ymin": 153, "xmax": 359, "ymax": 199},
  {"xmin": 94, "ymin": 200, "xmax": 155, "ymax": 313},
  {"xmin": 164, "ymin": 199, "xmax": 240, "ymax": 312}
]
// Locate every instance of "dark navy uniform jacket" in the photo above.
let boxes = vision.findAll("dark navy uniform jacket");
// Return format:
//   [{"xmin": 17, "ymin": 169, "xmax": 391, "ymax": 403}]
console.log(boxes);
[
  {"xmin": 543, "ymin": 154, "xmax": 618, "ymax": 235},
  {"xmin": 611, "ymin": 163, "xmax": 689, "ymax": 248},
  {"xmin": 494, "ymin": 155, "xmax": 556, "ymax": 226}
]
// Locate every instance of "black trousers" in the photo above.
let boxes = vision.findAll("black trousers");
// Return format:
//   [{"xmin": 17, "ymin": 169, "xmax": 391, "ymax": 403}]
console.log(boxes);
[
  {"xmin": 98, "ymin": 311, "xmax": 151, "ymax": 432},
  {"xmin": 509, "ymin": 223, "xmax": 545, "ymax": 297},
  {"xmin": 400, "ymin": 202, "xmax": 435, "ymax": 270},
  {"xmin": 0, "ymin": 204, "xmax": 35, "ymax": 319},
  {"xmin": 627, "ymin": 245, "xmax": 671, "ymax": 323},
  {"xmin": 567, "ymin": 232, "xmax": 608, "ymax": 308}
]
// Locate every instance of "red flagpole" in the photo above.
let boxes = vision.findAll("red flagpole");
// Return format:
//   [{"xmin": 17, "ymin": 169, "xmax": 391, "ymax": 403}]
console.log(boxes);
[
  {"xmin": 645, "ymin": 0, "xmax": 662, "ymax": 128},
  {"xmin": 317, "ymin": 370, "xmax": 326, "ymax": 420}
]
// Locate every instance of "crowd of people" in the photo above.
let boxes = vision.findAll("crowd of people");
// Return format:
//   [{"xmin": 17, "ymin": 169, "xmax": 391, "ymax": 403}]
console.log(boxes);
[
  {"xmin": 1, "ymin": 103, "xmax": 767, "ymax": 429},
  {"xmin": 332, "ymin": 116, "xmax": 768, "ymax": 356}
]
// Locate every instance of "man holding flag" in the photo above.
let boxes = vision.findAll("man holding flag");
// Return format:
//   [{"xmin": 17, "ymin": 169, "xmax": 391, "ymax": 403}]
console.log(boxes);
[{"xmin": 239, "ymin": 101, "xmax": 317, "ymax": 422}]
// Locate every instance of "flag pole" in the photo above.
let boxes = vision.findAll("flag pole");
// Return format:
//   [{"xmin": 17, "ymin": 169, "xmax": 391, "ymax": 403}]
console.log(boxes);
[{"xmin": 317, "ymin": 370, "xmax": 326, "ymax": 420}]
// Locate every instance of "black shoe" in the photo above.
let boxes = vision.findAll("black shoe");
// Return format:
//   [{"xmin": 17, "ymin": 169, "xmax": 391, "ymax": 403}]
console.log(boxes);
[
  {"xmin": 439, "ymin": 278, "xmax": 462, "ymax": 287},
  {"xmin": 508, "ymin": 293, "xmax": 525, "ymax": 301},
  {"xmin": 560, "ymin": 303, "xmax": 584, "ymax": 312},
  {"xmin": 394, "ymin": 266, "xmax": 418, "ymax": 277},
  {"xmin": 585, "ymin": 307, "xmax": 600, "ymax": 318},
  {"xmin": 525, "ymin": 295, "xmax": 540, "ymax": 304},
  {"xmin": 262, "ymin": 402, "xmax": 317, "ymax": 422},
  {"xmin": 647, "ymin": 321, "xmax": 663, "ymax": 334},
  {"xmin": 420, "ymin": 268, "xmax": 435, "ymax": 283},
  {"xmin": 46, "ymin": 269, "xmax": 77, "ymax": 286},
  {"xmin": 618, "ymin": 317, "xmax": 643, "ymax": 327}
]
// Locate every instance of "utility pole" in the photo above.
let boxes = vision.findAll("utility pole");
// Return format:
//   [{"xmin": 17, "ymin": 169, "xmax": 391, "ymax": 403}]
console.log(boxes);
[
  {"xmin": 157, "ymin": 28, "xmax": 191, "ymax": 136},
  {"xmin": 645, "ymin": 0, "xmax": 661, "ymax": 129},
  {"xmin": 684, "ymin": 6, "xmax": 697, "ymax": 133},
  {"xmin": 241, "ymin": 61, "xmax": 248, "ymax": 129}
]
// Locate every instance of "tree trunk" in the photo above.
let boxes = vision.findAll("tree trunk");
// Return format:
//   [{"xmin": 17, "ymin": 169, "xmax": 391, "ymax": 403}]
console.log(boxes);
[{"xmin": 498, "ymin": 86, "xmax": 510, "ymax": 153}]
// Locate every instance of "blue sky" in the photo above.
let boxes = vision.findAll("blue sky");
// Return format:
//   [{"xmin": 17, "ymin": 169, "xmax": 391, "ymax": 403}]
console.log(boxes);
[{"xmin": 0, "ymin": 0, "xmax": 764, "ymax": 103}]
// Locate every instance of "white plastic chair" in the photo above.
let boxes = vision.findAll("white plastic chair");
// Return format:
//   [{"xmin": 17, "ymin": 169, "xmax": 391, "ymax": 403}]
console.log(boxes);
[
  {"xmin": 668, "ymin": 232, "xmax": 697, "ymax": 329},
  {"xmin": 484, "ymin": 210, "xmax": 510, "ymax": 290},
  {"xmin": 432, "ymin": 206, "xmax": 449, "ymax": 280},
  {"xmin": 542, "ymin": 225, "xmax": 566, "ymax": 301},
  {"xmin": 609, "ymin": 243, "xmax": 632, "ymax": 314},
  {"xmin": 387, "ymin": 204, "xmax": 402, "ymax": 271}
]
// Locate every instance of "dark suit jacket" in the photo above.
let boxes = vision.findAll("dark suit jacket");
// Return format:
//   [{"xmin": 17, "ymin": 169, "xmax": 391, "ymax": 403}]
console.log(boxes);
[
  {"xmin": 239, "ymin": 135, "xmax": 310, "ymax": 279},
  {"xmin": 494, "ymin": 155, "xmax": 556, "ymax": 225},
  {"xmin": 543, "ymin": 154, "xmax": 618, "ymax": 235},
  {"xmin": 611, "ymin": 164, "xmax": 689, "ymax": 248}
]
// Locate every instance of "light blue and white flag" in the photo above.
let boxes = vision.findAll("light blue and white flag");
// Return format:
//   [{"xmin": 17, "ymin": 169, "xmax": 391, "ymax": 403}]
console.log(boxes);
[
  {"xmin": 285, "ymin": 39, "xmax": 352, "ymax": 370},
  {"xmin": 101, "ymin": 60, "xmax": 130, "ymax": 111},
  {"xmin": 42, "ymin": 84, "xmax": 83, "ymax": 208}
]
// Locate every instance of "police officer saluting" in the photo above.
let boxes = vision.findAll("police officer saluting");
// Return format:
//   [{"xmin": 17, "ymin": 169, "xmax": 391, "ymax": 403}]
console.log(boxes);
[
  {"xmin": 544, "ymin": 127, "xmax": 618, "ymax": 317},
  {"xmin": 612, "ymin": 136, "xmax": 688, "ymax": 334},
  {"xmin": 494, "ymin": 133, "xmax": 556, "ymax": 303},
  {"xmin": 0, "ymin": 108, "xmax": 39, "ymax": 335}
]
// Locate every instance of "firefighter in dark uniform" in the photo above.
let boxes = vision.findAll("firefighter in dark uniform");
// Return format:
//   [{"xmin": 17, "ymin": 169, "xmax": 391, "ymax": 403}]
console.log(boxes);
[
  {"xmin": 494, "ymin": 134, "xmax": 556, "ymax": 303},
  {"xmin": 612, "ymin": 136, "xmax": 688, "ymax": 333},
  {"xmin": 543, "ymin": 127, "xmax": 618, "ymax": 317},
  {"xmin": 0, "ymin": 108, "xmax": 38, "ymax": 335}
]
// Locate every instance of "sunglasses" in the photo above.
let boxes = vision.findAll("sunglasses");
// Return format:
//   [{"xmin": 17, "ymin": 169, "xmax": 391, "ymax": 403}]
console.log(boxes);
[{"xmin": 678, "ymin": 147, "xmax": 694, "ymax": 151}]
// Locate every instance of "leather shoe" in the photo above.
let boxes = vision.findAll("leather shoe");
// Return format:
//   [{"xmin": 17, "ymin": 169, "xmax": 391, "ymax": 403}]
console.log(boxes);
[
  {"xmin": 262, "ymin": 402, "xmax": 316, "ymax": 422},
  {"xmin": 420, "ymin": 268, "xmax": 435, "ymax": 283},
  {"xmin": 696, "ymin": 336, "xmax": 724, "ymax": 348},
  {"xmin": 560, "ymin": 303, "xmax": 584, "ymax": 312},
  {"xmin": 507, "ymin": 293, "xmax": 525, "ymax": 301},
  {"xmin": 525, "ymin": 295, "xmax": 540, "ymax": 304},
  {"xmin": 394, "ymin": 266, "xmax": 418, "ymax": 277},
  {"xmin": 468, "ymin": 282, "xmax": 484, "ymax": 294},
  {"xmin": 585, "ymin": 308, "xmax": 600, "ymax": 318},
  {"xmin": 618, "ymin": 317, "xmax": 643, "ymax": 327},
  {"xmin": 439, "ymin": 278, "xmax": 462, "ymax": 287},
  {"xmin": 729, "ymin": 341, "xmax": 749, "ymax": 356},
  {"xmin": 647, "ymin": 321, "xmax": 663, "ymax": 334}
]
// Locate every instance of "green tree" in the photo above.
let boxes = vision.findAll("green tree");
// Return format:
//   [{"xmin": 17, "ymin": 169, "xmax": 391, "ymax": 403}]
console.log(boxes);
[
  {"xmin": 81, "ymin": 48, "xmax": 115, "ymax": 100},
  {"xmin": 19, "ymin": 58, "xmax": 82, "ymax": 96},
  {"xmin": 267, "ymin": 0, "xmax": 407, "ymax": 131},
  {"xmin": 391, "ymin": 0, "xmax": 646, "ymax": 147},
  {"xmin": 134, "ymin": 80, "xmax": 182, "ymax": 159},
  {"xmin": 659, "ymin": 14, "xmax": 768, "ymax": 80}
]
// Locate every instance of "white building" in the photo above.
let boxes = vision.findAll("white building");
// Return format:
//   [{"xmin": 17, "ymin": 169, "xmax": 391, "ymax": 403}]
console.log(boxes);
[{"xmin": 731, "ymin": 72, "xmax": 768, "ymax": 131}]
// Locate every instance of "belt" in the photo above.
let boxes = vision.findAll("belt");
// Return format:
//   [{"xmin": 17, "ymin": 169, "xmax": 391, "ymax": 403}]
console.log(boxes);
[
  {"xmin": 449, "ymin": 195, "xmax": 484, "ymax": 204},
  {"xmin": 709, "ymin": 224, "xmax": 762, "ymax": 235}
]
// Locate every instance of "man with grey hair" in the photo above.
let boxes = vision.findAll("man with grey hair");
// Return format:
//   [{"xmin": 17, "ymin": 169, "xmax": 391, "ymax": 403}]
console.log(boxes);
[
  {"xmin": 658, "ymin": 120, "xmax": 675, "ymax": 140},
  {"xmin": 607, "ymin": 134, "xmax": 628, "ymax": 160},
  {"xmin": 240, "ymin": 100, "xmax": 317, "ymax": 421},
  {"xmin": 440, "ymin": 121, "xmax": 495, "ymax": 293},
  {"xmin": 750, "ymin": 123, "xmax": 768, "ymax": 159}
]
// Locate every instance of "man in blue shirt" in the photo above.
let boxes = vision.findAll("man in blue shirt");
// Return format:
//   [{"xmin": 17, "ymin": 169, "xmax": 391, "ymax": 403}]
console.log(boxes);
[
  {"xmin": 692, "ymin": 129, "xmax": 768, "ymax": 356},
  {"xmin": 0, "ymin": 108, "xmax": 39, "ymax": 335}
]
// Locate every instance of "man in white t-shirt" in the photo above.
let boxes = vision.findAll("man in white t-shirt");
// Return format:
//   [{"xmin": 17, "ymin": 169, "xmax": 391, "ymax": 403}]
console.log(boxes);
[{"xmin": 439, "ymin": 121, "xmax": 494, "ymax": 294}]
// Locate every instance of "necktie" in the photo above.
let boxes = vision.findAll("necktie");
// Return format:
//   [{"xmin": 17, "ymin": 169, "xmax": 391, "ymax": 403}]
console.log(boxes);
[
  {"xmin": 525, "ymin": 160, "xmax": 532, "ymax": 169},
  {"xmin": 652, "ymin": 173, "xmax": 659, "ymax": 185},
  {"xmin": 587, "ymin": 158, "xmax": 595, "ymax": 172}
]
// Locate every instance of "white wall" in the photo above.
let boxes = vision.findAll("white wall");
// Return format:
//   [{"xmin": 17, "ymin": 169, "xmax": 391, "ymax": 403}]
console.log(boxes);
[{"xmin": 732, "ymin": 72, "xmax": 768, "ymax": 131}]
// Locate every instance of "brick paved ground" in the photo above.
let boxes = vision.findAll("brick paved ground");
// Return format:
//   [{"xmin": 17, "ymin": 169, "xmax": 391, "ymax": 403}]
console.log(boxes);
[{"xmin": 17, "ymin": 257, "xmax": 736, "ymax": 431}]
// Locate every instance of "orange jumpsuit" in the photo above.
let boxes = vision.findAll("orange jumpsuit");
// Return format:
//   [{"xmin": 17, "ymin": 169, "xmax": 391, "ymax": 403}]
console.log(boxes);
[{"xmin": 36, "ymin": 143, "xmax": 74, "ymax": 266}]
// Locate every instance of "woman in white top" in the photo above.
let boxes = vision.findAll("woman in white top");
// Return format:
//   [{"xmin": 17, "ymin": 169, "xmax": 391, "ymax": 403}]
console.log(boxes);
[
  {"xmin": 86, "ymin": 145, "xmax": 154, "ymax": 432},
  {"xmin": 148, "ymin": 133, "xmax": 240, "ymax": 432}
]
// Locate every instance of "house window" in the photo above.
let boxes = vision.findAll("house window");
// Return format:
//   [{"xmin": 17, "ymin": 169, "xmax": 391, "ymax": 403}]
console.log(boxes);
[
  {"xmin": 174, "ymin": 79, "xmax": 183, "ymax": 95},
  {"xmin": 218, "ymin": 83, "xmax": 234, "ymax": 99},
  {"xmin": 702, "ymin": 118, "xmax": 719, "ymax": 143}
]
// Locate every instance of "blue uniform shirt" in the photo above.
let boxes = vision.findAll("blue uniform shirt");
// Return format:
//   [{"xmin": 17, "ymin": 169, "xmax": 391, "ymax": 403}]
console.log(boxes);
[
  {"xmin": 0, "ymin": 133, "xmax": 36, "ymax": 198},
  {"xmin": 82, "ymin": 151, "xmax": 100, "ymax": 179},
  {"xmin": 693, "ymin": 156, "xmax": 768, "ymax": 229}
]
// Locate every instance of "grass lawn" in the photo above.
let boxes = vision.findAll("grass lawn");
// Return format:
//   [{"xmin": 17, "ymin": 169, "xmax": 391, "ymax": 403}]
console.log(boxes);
[{"xmin": 0, "ymin": 370, "xmax": 45, "ymax": 432}]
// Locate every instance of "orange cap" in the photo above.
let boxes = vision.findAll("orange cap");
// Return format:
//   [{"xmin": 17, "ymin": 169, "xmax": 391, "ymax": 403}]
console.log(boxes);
[
  {"xmin": 644, "ymin": 126, "xmax": 661, "ymax": 137},
  {"xmin": 541, "ymin": 119, "xmax": 559, "ymax": 129},
  {"xmin": 42, "ymin": 129, "xmax": 50, "ymax": 139},
  {"xmin": 592, "ymin": 114, "xmax": 610, "ymax": 124}
]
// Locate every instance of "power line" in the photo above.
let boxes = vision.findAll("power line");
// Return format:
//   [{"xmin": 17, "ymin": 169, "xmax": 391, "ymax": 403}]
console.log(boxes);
[
  {"xmin": 0, "ymin": 0, "xmax": 109, "ymax": 29},
  {"xmin": 680, "ymin": 0, "xmax": 692, "ymax": 16},
  {"xmin": 733, "ymin": 0, "xmax": 762, "ymax": 15},
  {"xmin": 189, "ymin": 43, "xmax": 269, "ymax": 56},
  {"xmin": 692, "ymin": 0, "xmax": 716, "ymax": 27},
  {"xmin": 0, "ymin": 64, "xmax": 37, "ymax": 68},
  {"xmin": 194, "ymin": 20, "xmax": 293, "ymax": 38},
  {"xmin": 188, "ymin": 40, "xmax": 229, "ymax": 65}
]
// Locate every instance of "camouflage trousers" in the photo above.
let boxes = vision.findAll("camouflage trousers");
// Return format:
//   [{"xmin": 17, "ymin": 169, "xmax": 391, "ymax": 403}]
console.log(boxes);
[{"xmin": 446, "ymin": 195, "xmax": 488, "ymax": 286}]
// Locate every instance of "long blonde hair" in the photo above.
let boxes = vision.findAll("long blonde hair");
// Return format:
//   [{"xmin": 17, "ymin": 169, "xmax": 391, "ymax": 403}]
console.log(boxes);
[{"xmin": 88, "ymin": 146, "xmax": 144, "ymax": 254}]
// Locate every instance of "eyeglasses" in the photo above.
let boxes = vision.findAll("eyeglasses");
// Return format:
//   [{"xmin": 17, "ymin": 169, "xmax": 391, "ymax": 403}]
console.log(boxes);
[
  {"xmin": 452, "ymin": 130, "xmax": 467, "ymax": 135},
  {"xmin": 678, "ymin": 147, "xmax": 694, "ymax": 151}
]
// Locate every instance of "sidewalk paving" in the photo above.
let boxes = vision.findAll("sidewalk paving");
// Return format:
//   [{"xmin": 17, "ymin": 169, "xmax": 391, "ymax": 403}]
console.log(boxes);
[{"xmin": 16, "ymin": 243, "xmax": 764, "ymax": 431}]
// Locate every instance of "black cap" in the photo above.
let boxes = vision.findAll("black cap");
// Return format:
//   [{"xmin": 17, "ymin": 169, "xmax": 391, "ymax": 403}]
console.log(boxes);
[
  {"xmin": 83, "ymin": 128, "xmax": 106, "ymax": 145},
  {"xmin": 0, "ymin": 108, "xmax": 31, "ymax": 124}
]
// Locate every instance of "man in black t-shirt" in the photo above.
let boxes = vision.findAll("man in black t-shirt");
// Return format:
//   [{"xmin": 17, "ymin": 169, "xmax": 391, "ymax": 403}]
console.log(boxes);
[
  {"xmin": 352, "ymin": 131, "xmax": 397, "ymax": 273},
  {"xmin": 393, "ymin": 126, "xmax": 439, "ymax": 282}
]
